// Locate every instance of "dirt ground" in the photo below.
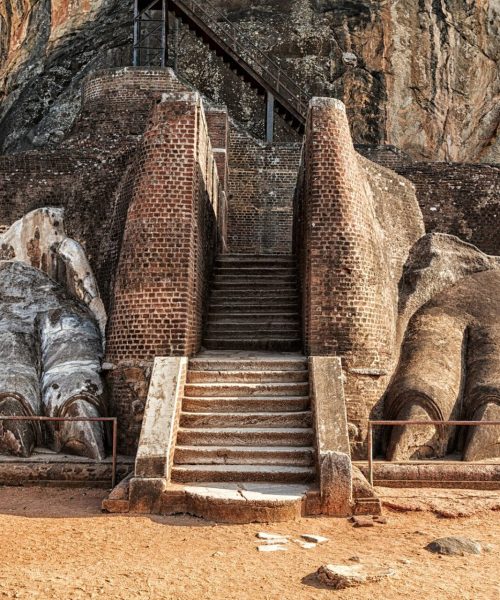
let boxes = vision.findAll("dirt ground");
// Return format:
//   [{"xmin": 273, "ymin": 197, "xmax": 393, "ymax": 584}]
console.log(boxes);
[{"xmin": 0, "ymin": 486, "xmax": 498, "ymax": 600}]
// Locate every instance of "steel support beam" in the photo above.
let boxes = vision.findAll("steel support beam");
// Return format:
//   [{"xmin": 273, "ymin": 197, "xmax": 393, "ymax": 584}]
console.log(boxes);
[{"xmin": 266, "ymin": 92, "xmax": 274, "ymax": 143}]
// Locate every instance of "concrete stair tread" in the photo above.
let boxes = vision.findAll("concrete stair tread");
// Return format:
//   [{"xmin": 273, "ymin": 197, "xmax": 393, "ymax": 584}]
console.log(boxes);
[
  {"xmin": 174, "ymin": 445, "xmax": 315, "ymax": 466},
  {"xmin": 183, "ymin": 482, "xmax": 310, "ymax": 501},
  {"xmin": 177, "ymin": 427, "xmax": 313, "ymax": 433},
  {"xmin": 175, "ymin": 445, "xmax": 314, "ymax": 452},
  {"xmin": 208, "ymin": 313, "xmax": 299, "ymax": 318},
  {"xmin": 184, "ymin": 394, "xmax": 309, "ymax": 402},
  {"xmin": 204, "ymin": 337, "xmax": 301, "ymax": 341},
  {"xmin": 189, "ymin": 359, "xmax": 306, "ymax": 371},
  {"xmin": 182, "ymin": 396, "xmax": 310, "ymax": 413},
  {"xmin": 204, "ymin": 340, "xmax": 302, "ymax": 351},
  {"xmin": 216, "ymin": 255, "xmax": 295, "ymax": 261},
  {"xmin": 181, "ymin": 411, "xmax": 311, "ymax": 417},
  {"xmin": 184, "ymin": 382, "xmax": 308, "ymax": 397},
  {"xmin": 207, "ymin": 322, "xmax": 299, "ymax": 328},
  {"xmin": 172, "ymin": 464, "xmax": 316, "ymax": 483},
  {"xmin": 180, "ymin": 411, "xmax": 311, "ymax": 428},
  {"xmin": 187, "ymin": 371, "xmax": 307, "ymax": 383},
  {"xmin": 174, "ymin": 464, "xmax": 315, "ymax": 473}
]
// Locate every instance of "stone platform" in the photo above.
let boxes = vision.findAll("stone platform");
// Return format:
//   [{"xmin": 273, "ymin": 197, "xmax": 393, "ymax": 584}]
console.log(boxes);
[
  {"xmin": 104, "ymin": 479, "xmax": 322, "ymax": 523},
  {"xmin": 355, "ymin": 459, "xmax": 500, "ymax": 490},
  {"xmin": 0, "ymin": 448, "xmax": 134, "ymax": 487}
]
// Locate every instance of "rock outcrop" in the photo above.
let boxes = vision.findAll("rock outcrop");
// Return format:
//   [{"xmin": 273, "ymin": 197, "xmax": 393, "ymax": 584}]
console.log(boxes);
[{"xmin": 1, "ymin": 1, "xmax": 498, "ymax": 161}]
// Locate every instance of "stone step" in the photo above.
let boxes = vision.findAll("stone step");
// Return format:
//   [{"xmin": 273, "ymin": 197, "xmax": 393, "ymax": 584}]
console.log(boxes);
[
  {"xmin": 214, "ymin": 267, "xmax": 296, "ymax": 276},
  {"xmin": 176, "ymin": 427, "xmax": 314, "ymax": 446},
  {"xmin": 210, "ymin": 290, "xmax": 298, "ymax": 300},
  {"xmin": 214, "ymin": 272, "xmax": 297, "ymax": 281},
  {"xmin": 207, "ymin": 316, "xmax": 299, "ymax": 325},
  {"xmin": 186, "ymin": 370, "xmax": 308, "ymax": 383},
  {"xmin": 205, "ymin": 325, "xmax": 300, "ymax": 336},
  {"xmin": 171, "ymin": 464, "xmax": 315, "ymax": 483},
  {"xmin": 204, "ymin": 339, "xmax": 302, "ymax": 351},
  {"xmin": 179, "ymin": 411, "xmax": 312, "ymax": 429},
  {"xmin": 182, "ymin": 395, "xmax": 310, "ymax": 413},
  {"xmin": 174, "ymin": 445, "xmax": 315, "ymax": 466},
  {"xmin": 212, "ymin": 284, "xmax": 297, "ymax": 293},
  {"xmin": 184, "ymin": 382, "xmax": 308, "ymax": 397},
  {"xmin": 207, "ymin": 312, "xmax": 299, "ymax": 321},
  {"xmin": 189, "ymin": 358, "xmax": 307, "ymax": 372},
  {"xmin": 216, "ymin": 255, "xmax": 295, "ymax": 266},
  {"xmin": 209, "ymin": 304, "xmax": 299, "ymax": 313}
]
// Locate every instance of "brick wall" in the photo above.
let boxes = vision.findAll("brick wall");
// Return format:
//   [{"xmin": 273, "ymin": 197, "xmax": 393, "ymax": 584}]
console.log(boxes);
[
  {"xmin": 227, "ymin": 124, "xmax": 302, "ymax": 254},
  {"xmin": 0, "ymin": 67, "xmax": 192, "ymax": 308},
  {"xmin": 397, "ymin": 163, "xmax": 500, "ymax": 256},
  {"xmin": 356, "ymin": 146, "xmax": 500, "ymax": 257},
  {"xmin": 105, "ymin": 92, "xmax": 221, "ymax": 452},
  {"xmin": 295, "ymin": 98, "xmax": 424, "ymax": 457}
]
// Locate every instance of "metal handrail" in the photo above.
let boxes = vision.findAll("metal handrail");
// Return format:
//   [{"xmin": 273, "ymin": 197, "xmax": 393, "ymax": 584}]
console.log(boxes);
[
  {"xmin": 0, "ymin": 416, "xmax": 119, "ymax": 488},
  {"xmin": 171, "ymin": 0, "xmax": 309, "ymax": 116},
  {"xmin": 367, "ymin": 419, "xmax": 500, "ymax": 486}
]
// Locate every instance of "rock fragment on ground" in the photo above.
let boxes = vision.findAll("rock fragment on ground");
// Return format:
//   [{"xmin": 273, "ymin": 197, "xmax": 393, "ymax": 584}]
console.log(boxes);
[
  {"xmin": 256, "ymin": 532, "xmax": 289, "ymax": 541},
  {"xmin": 352, "ymin": 516, "xmax": 374, "ymax": 527},
  {"xmin": 294, "ymin": 540, "xmax": 316, "ymax": 549},
  {"xmin": 301, "ymin": 534, "xmax": 329, "ymax": 544},
  {"xmin": 425, "ymin": 537, "xmax": 483, "ymax": 556},
  {"xmin": 257, "ymin": 544, "xmax": 287, "ymax": 552},
  {"xmin": 316, "ymin": 564, "xmax": 397, "ymax": 589}
]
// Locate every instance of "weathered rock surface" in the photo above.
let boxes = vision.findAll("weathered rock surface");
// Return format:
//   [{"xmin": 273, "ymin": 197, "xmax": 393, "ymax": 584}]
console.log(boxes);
[
  {"xmin": 316, "ymin": 563, "xmax": 397, "ymax": 589},
  {"xmin": 425, "ymin": 536, "xmax": 482, "ymax": 556},
  {"xmin": 1, "ymin": 1, "xmax": 498, "ymax": 161}
]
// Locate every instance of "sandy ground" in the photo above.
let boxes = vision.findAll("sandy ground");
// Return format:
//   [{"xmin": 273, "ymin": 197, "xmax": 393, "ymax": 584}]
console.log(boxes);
[{"xmin": 0, "ymin": 486, "xmax": 498, "ymax": 600}]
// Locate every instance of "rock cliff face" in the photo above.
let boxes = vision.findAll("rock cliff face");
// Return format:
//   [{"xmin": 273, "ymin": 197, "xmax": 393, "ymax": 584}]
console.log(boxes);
[{"xmin": 0, "ymin": 0, "xmax": 498, "ymax": 161}]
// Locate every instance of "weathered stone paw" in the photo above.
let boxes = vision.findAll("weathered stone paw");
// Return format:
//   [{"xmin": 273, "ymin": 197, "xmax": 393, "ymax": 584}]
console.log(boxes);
[
  {"xmin": 53, "ymin": 399, "xmax": 106, "ymax": 461},
  {"xmin": 385, "ymin": 270, "xmax": 500, "ymax": 462},
  {"xmin": 0, "ymin": 396, "xmax": 36, "ymax": 457}
]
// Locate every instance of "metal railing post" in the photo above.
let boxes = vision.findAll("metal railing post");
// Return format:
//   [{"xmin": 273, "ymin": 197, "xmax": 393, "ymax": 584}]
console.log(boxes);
[{"xmin": 367, "ymin": 422, "xmax": 373, "ymax": 486}]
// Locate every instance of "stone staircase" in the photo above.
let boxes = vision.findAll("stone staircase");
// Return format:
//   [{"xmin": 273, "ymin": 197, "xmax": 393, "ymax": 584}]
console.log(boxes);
[
  {"xmin": 171, "ymin": 254, "xmax": 315, "ymax": 489},
  {"xmin": 203, "ymin": 254, "xmax": 302, "ymax": 351},
  {"xmin": 172, "ymin": 353, "xmax": 314, "ymax": 484}
]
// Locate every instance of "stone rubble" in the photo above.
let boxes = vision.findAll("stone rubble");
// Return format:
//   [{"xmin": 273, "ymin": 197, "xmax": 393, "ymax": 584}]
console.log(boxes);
[
  {"xmin": 316, "ymin": 563, "xmax": 397, "ymax": 589},
  {"xmin": 257, "ymin": 544, "xmax": 287, "ymax": 552},
  {"xmin": 425, "ymin": 537, "xmax": 483, "ymax": 556},
  {"xmin": 300, "ymin": 534, "xmax": 329, "ymax": 544}
]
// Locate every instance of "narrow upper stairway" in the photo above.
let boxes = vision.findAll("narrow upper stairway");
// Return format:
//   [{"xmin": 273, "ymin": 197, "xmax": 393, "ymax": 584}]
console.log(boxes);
[
  {"xmin": 203, "ymin": 254, "xmax": 302, "ymax": 351},
  {"xmin": 171, "ymin": 254, "xmax": 315, "ymax": 488}
]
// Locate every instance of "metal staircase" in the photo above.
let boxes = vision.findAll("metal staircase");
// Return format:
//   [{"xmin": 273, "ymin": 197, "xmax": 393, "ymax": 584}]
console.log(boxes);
[{"xmin": 133, "ymin": 0, "xmax": 308, "ymax": 140}]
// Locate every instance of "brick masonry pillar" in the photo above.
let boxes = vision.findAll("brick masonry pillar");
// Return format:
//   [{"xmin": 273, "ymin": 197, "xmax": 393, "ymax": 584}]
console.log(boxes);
[
  {"xmin": 298, "ymin": 98, "xmax": 396, "ymax": 457},
  {"xmin": 106, "ymin": 92, "xmax": 201, "ymax": 360},
  {"xmin": 105, "ymin": 91, "xmax": 218, "ymax": 453}
]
